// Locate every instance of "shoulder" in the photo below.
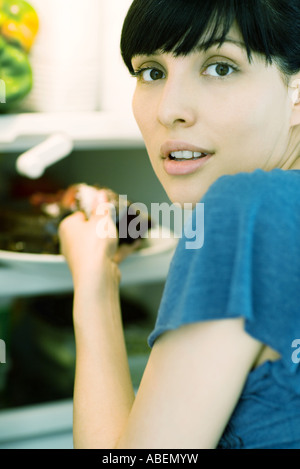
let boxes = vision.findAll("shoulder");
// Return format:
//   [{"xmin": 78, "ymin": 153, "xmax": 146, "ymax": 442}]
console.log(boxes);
[
  {"xmin": 197, "ymin": 169, "xmax": 300, "ymax": 232},
  {"xmin": 179, "ymin": 169, "xmax": 300, "ymax": 255},
  {"xmin": 202, "ymin": 168, "xmax": 300, "ymax": 207}
]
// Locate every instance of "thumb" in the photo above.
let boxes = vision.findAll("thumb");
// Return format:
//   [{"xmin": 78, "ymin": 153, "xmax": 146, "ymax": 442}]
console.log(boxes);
[{"xmin": 92, "ymin": 202, "xmax": 119, "ymax": 257}]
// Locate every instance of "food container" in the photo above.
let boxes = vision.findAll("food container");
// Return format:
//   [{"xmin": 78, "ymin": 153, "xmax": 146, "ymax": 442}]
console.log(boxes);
[
  {"xmin": 99, "ymin": 0, "xmax": 136, "ymax": 115},
  {"xmin": 21, "ymin": 0, "xmax": 102, "ymax": 112}
]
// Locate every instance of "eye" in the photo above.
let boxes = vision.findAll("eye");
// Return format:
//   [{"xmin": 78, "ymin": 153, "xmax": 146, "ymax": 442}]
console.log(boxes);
[
  {"xmin": 203, "ymin": 62, "xmax": 238, "ymax": 78},
  {"xmin": 134, "ymin": 67, "xmax": 165, "ymax": 83}
]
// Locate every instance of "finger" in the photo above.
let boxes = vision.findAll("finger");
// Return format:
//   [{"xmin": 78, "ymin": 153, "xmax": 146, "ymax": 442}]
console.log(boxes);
[
  {"xmin": 59, "ymin": 211, "xmax": 86, "ymax": 234},
  {"xmin": 113, "ymin": 239, "xmax": 142, "ymax": 264},
  {"xmin": 91, "ymin": 190, "xmax": 110, "ymax": 215},
  {"xmin": 90, "ymin": 199, "xmax": 119, "ymax": 241},
  {"xmin": 94, "ymin": 211, "xmax": 118, "ymax": 239},
  {"xmin": 93, "ymin": 200, "xmax": 116, "ymax": 222}
]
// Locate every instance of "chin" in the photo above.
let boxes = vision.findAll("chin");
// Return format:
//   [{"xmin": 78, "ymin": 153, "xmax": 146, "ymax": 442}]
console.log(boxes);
[
  {"xmin": 167, "ymin": 195, "xmax": 200, "ymax": 209},
  {"xmin": 166, "ymin": 186, "xmax": 206, "ymax": 208}
]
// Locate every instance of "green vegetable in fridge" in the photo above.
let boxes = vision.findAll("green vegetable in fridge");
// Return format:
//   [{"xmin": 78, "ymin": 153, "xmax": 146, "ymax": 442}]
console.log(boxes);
[
  {"xmin": 0, "ymin": 34, "xmax": 32, "ymax": 109},
  {"xmin": 0, "ymin": 0, "xmax": 39, "ymax": 52}
]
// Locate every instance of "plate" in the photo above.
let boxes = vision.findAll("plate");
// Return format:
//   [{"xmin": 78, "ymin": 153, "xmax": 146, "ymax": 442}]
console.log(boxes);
[{"xmin": 0, "ymin": 226, "xmax": 178, "ymax": 268}]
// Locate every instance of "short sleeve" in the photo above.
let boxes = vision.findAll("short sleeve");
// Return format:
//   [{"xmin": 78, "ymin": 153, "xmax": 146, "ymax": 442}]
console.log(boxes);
[{"xmin": 148, "ymin": 169, "xmax": 300, "ymax": 377}]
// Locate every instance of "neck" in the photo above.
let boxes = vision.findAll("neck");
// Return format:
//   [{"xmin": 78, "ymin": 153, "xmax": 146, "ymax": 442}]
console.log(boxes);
[{"xmin": 283, "ymin": 125, "xmax": 300, "ymax": 170}]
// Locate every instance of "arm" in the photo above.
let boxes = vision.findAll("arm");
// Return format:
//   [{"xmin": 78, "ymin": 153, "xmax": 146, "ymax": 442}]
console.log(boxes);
[
  {"xmin": 59, "ymin": 209, "xmax": 136, "ymax": 449},
  {"xmin": 118, "ymin": 318, "xmax": 262, "ymax": 449},
  {"xmin": 72, "ymin": 277, "xmax": 135, "ymax": 449},
  {"xmin": 59, "ymin": 210, "xmax": 263, "ymax": 449}
]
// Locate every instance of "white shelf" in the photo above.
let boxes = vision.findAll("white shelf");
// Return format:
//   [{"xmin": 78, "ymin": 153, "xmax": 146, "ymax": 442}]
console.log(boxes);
[
  {"xmin": 0, "ymin": 111, "xmax": 144, "ymax": 152},
  {"xmin": 0, "ymin": 357, "xmax": 145, "ymax": 449},
  {"xmin": 0, "ymin": 399, "xmax": 74, "ymax": 449},
  {"xmin": 0, "ymin": 244, "xmax": 175, "ymax": 297}
]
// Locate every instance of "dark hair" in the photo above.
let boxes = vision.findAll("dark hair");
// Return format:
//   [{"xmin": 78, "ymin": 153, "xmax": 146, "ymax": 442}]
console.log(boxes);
[{"xmin": 120, "ymin": 0, "xmax": 300, "ymax": 79}]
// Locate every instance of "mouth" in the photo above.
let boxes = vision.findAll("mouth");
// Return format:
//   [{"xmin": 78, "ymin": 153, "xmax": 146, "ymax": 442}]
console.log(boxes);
[
  {"xmin": 168, "ymin": 150, "xmax": 209, "ymax": 161},
  {"xmin": 161, "ymin": 141, "xmax": 214, "ymax": 175},
  {"xmin": 160, "ymin": 141, "xmax": 214, "ymax": 160}
]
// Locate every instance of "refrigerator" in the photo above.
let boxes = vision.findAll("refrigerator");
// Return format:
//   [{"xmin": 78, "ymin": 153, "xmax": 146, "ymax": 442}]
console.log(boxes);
[{"xmin": 0, "ymin": 0, "xmax": 176, "ymax": 449}]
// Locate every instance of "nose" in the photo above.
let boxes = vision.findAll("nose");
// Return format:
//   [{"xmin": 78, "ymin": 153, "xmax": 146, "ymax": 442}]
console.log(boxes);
[{"xmin": 157, "ymin": 75, "xmax": 197, "ymax": 128}]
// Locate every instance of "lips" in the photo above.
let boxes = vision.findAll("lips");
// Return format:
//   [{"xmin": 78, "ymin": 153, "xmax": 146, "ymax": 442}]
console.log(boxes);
[{"xmin": 161, "ymin": 140, "xmax": 214, "ymax": 176}]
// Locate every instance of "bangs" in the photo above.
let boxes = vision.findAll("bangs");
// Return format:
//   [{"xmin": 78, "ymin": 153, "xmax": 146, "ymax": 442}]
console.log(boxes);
[{"xmin": 121, "ymin": 0, "xmax": 279, "ymax": 74}]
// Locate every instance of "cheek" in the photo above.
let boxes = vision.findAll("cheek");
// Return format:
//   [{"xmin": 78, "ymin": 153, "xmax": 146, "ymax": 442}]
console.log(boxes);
[
  {"xmin": 210, "ymin": 87, "xmax": 287, "ymax": 150},
  {"xmin": 132, "ymin": 90, "xmax": 160, "ymax": 160},
  {"xmin": 132, "ymin": 90, "xmax": 155, "ymax": 135},
  {"xmin": 132, "ymin": 91, "xmax": 143, "ymax": 131}
]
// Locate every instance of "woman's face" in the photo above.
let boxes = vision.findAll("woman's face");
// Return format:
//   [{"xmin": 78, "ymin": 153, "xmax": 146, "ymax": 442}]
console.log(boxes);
[{"xmin": 131, "ymin": 26, "xmax": 295, "ymax": 205}]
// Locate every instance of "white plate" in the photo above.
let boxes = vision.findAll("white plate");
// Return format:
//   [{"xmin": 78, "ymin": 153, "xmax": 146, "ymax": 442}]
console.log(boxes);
[{"xmin": 0, "ymin": 226, "xmax": 178, "ymax": 268}]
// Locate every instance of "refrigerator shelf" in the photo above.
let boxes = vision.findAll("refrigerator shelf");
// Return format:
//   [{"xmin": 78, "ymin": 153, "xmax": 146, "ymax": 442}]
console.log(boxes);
[
  {"xmin": 0, "ymin": 111, "xmax": 144, "ymax": 153},
  {"xmin": 0, "ymin": 399, "xmax": 74, "ymax": 449}
]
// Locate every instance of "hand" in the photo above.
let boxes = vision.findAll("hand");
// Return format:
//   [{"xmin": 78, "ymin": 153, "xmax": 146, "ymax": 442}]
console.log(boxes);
[{"xmin": 58, "ymin": 194, "xmax": 140, "ymax": 292}]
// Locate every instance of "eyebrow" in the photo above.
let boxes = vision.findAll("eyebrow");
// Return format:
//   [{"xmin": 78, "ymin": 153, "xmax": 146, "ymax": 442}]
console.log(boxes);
[
  {"xmin": 131, "ymin": 38, "xmax": 247, "ymax": 65},
  {"xmin": 197, "ymin": 38, "xmax": 247, "ymax": 51}
]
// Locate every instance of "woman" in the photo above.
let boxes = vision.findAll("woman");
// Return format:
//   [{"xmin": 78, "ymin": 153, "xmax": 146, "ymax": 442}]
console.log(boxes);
[{"xmin": 59, "ymin": 0, "xmax": 300, "ymax": 449}]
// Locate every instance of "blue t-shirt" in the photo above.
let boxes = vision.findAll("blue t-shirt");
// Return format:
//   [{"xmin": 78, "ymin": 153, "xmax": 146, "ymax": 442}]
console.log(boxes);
[{"xmin": 148, "ymin": 168, "xmax": 300, "ymax": 449}]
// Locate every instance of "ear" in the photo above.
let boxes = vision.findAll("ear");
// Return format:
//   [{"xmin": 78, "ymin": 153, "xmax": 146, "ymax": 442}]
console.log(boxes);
[{"xmin": 289, "ymin": 76, "xmax": 300, "ymax": 127}]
